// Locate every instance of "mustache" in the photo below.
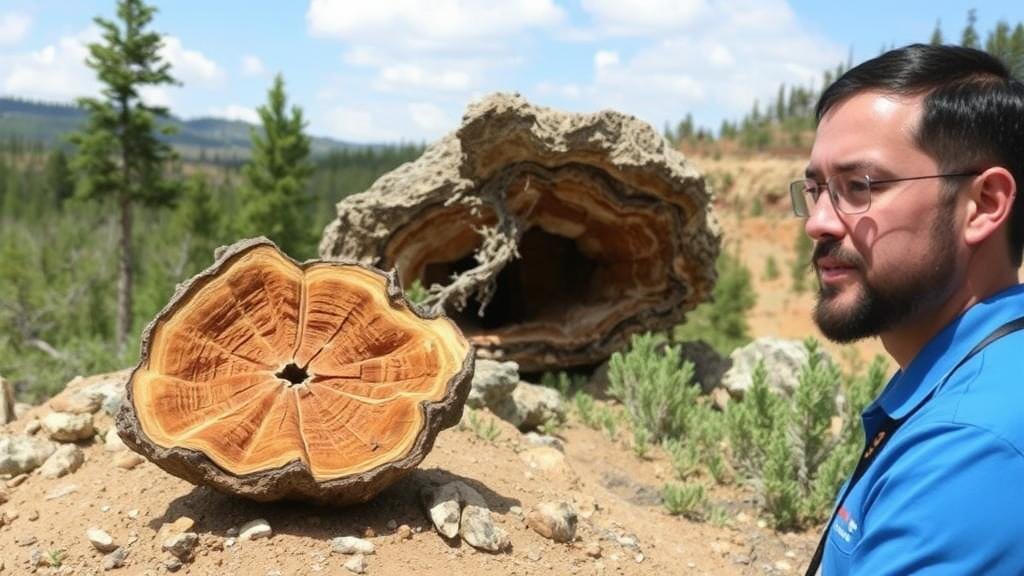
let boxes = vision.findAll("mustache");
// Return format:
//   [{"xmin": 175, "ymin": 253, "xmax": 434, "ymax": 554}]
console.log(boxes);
[{"xmin": 811, "ymin": 239, "xmax": 863, "ymax": 270}]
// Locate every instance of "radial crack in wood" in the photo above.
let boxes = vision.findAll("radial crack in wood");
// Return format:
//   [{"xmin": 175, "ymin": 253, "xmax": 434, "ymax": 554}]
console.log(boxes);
[
  {"xmin": 319, "ymin": 93, "xmax": 721, "ymax": 371},
  {"xmin": 116, "ymin": 238, "xmax": 474, "ymax": 504}
]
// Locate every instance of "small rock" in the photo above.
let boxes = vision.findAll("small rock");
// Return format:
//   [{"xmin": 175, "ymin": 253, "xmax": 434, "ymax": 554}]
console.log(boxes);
[
  {"xmin": 386, "ymin": 519, "xmax": 397, "ymax": 530},
  {"xmin": 24, "ymin": 420, "xmax": 41, "ymax": 435},
  {"xmin": 49, "ymin": 390, "xmax": 102, "ymax": 414},
  {"xmin": 526, "ymin": 501, "xmax": 577, "ymax": 543},
  {"xmin": 38, "ymin": 444, "xmax": 85, "ymax": 478},
  {"xmin": 16, "ymin": 534, "xmax": 37, "ymax": 546},
  {"xmin": 225, "ymin": 537, "xmax": 236, "ymax": 547},
  {"xmin": 44, "ymin": 484, "xmax": 77, "ymax": 500},
  {"xmin": 332, "ymin": 536, "xmax": 375, "ymax": 555},
  {"xmin": 167, "ymin": 516, "xmax": 195, "ymax": 534},
  {"xmin": 7, "ymin": 473, "xmax": 28, "ymax": 487},
  {"xmin": 226, "ymin": 526, "xmax": 239, "ymax": 537},
  {"xmin": 585, "ymin": 542, "xmax": 602, "ymax": 558},
  {"xmin": 239, "ymin": 518, "xmax": 272, "ymax": 541},
  {"xmin": 756, "ymin": 519, "xmax": 768, "ymax": 529},
  {"xmin": 395, "ymin": 525, "xmax": 412, "ymax": 541},
  {"xmin": 13, "ymin": 402, "xmax": 31, "ymax": 420},
  {"xmin": 103, "ymin": 429, "xmax": 126, "ymax": 452},
  {"xmin": 467, "ymin": 359, "xmax": 520, "ymax": 409},
  {"xmin": 26, "ymin": 509, "xmax": 37, "ymax": 521},
  {"xmin": 164, "ymin": 557, "xmax": 183, "ymax": 572},
  {"xmin": 113, "ymin": 452, "xmax": 144, "ymax": 470},
  {"xmin": 519, "ymin": 446, "xmax": 567, "ymax": 472},
  {"xmin": 523, "ymin": 432, "xmax": 564, "ymax": 452},
  {"xmin": 343, "ymin": 553, "xmax": 367, "ymax": 574},
  {"xmin": 362, "ymin": 526, "xmax": 376, "ymax": 538},
  {"xmin": 162, "ymin": 532, "xmax": 199, "ymax": 561},
  {"xmin": 41, "ymin": 411, "xmax": 95, "ymax": 442},
  {"xmin": 421, "ymin": 484, "xmax": 462, "ymax": 539},
  {"xmin": 127, "ymin": 509, "xmax": 139, "ymax": 520},
  {"xmin": 0, "ymin": 435, "xmax": 57, "ymax": 475},
  {"xmin": 102, "ymin": 547, "xmax": 127, "ymax": 571},
  {"xmin": 87, "ymin": 527, "xmax": 118, "ymax": 553},
  {"xmin": 461, "ymin": 503, "xmax": 510, "ymax": 552},
  {"xmin": 774, "ymin": 560, "xmax": 793, "ymax": 572},
  {"xmin": 527, "ymin": 546, "xmax": 542, "ymax": 561},
  {"xmin": 509, "ymin": 505, "xmax": 523, "ymax": 518},
  {"xmin": 785, "ymin": 550, "xmax": 797, "ymax": 559}
]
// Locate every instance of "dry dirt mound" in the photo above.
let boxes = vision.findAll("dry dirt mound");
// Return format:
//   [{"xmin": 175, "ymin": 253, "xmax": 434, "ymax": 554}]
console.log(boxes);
[{"xmin": 0, "ymin": 372, "xmax": 818, "ymax": 575}]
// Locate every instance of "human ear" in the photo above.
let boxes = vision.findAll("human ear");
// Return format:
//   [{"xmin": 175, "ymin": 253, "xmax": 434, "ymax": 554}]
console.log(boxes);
[{"xmin": 964, "ymin": 167, "xmax": 1016, "ymax": 247}]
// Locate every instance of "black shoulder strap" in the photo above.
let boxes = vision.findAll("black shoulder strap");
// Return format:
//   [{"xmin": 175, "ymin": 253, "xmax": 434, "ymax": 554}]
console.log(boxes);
[{"xmin": 804, "ymin": 315, "xmax": 1024, "ymax": 576}]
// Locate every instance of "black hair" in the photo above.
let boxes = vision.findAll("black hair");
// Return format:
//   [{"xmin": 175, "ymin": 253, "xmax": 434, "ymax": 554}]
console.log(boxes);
[{"xmin": 817, "ymin": 43, "xmax": 1024, "ymax": 267}]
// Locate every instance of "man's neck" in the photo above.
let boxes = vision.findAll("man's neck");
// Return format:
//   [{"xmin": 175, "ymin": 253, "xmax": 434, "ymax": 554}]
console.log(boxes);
[{"xmin": 882, "ymin": 271, "xmax": 1019, "ymax": 369}]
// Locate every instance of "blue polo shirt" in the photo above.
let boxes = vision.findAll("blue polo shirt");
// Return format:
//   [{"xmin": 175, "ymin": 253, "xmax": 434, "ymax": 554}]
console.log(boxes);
[{"xmin": 823, "ymin": 283, "xmax": 1024, "ymax": 575}]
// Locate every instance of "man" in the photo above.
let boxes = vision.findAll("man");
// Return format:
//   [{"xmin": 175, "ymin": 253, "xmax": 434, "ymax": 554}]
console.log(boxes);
[{"xmin": 790, "ymin": 44, "xmax": 1024, "ymax": 574}]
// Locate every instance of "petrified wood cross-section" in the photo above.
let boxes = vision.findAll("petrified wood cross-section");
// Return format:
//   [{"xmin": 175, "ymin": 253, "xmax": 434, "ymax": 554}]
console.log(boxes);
[
  {"xmin": 319, "ymin": 93, "xmax": 721, "ymax": 371},
  {"xmin": 116, "ymin": 238, "xmax": 473, "ymax": 504}
]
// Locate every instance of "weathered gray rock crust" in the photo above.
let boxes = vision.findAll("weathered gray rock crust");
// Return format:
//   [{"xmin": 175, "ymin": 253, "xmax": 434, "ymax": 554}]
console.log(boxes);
[
  {"xmin": 320, "ymin": 93, "xmax": 720, "ymax": 371},
  {"xmin": 722, "ymin": 337, "xmax": 838, "ymax": 398}
]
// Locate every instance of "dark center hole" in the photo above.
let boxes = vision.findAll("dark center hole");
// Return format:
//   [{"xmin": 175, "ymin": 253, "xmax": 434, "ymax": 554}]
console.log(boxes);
[
  {"xmin": 422, "ymin": 227, "xmax": 598, "ymax": 332},
  {"xmin": 276, "ymin": 363, "xmax": 309, "ymax": 386}
]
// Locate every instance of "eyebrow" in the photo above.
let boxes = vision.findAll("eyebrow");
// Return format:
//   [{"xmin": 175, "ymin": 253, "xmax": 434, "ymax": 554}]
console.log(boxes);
[{"xmin": 804, "ymin": 160, "xmax": 879, "ymax": 180}]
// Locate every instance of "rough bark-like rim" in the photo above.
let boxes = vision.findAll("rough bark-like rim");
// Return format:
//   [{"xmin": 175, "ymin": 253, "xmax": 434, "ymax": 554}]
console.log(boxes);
[{"xmin": 115, "ymin": 237, "xmax": 474, "ymax": 504}]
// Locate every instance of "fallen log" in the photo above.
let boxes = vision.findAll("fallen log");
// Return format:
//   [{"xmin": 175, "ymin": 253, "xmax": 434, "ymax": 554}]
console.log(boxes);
[
  {"xmin": 116, "ymin": 238, "xmax": 473, "ymax": 504},
  {"xmin": 320, "ymin": 93, "xmax": 720, "ymax": 371}
]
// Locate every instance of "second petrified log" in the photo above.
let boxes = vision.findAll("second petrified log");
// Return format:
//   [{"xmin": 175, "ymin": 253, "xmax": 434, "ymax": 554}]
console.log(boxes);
[
  {"xmin": 116, "ymin": 238, "xmax": 473, "ymax": 504},
  {"xmin": 320, "ymin": 93, "xmax": 721, "ymax": 372}
]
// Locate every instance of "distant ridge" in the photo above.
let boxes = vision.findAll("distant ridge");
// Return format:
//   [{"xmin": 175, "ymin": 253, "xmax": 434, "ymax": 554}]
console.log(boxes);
[{"xmin": 0, "ymin": 96, "xmax": 370, "ymax": 160}]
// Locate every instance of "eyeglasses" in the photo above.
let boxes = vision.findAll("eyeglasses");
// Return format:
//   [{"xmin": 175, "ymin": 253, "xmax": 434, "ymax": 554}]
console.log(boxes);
[{"xmin": 788, "ymin": 172, "xmax": 979, "ymax": 217}]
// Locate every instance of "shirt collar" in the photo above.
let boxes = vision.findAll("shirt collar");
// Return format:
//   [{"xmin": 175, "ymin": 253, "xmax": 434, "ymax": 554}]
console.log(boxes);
[{"xmin": 874, "ymin": 283, "xmax": 1024, "ymax": 420}]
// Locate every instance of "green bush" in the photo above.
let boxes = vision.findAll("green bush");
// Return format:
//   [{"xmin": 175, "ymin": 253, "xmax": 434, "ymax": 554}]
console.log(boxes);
[
  {"xmin": 723, "ymin": 339, "xmax": 881, "ymax": 530},
  {"xmin": 764, "ymin": 255, "xmax": 780, "ymax": 280},
  {"xmin": 608, "ymin": 332, "xmax": 701, "ymax": 443},
  {"xmin": 674, "ymin": 249, "xmax": 756, "ymax": 355},
  {"xmin": 791, "ymin": 227, "xmax": 813, "ymax": 293},
  {"xmin": 662, "ymin": 482, "xmax": 708, "ymax": 519}
]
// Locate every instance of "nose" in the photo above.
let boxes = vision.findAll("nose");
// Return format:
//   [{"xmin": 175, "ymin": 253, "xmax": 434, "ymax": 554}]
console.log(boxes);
[{"xmin": 804, "ymin": 189, "xmax": 846, "ymax": 242}]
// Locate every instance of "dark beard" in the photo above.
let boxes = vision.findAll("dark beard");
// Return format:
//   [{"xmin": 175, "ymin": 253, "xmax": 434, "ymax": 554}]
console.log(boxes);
[{"xmin": 811, "ymin": 207, "xmax": 957, "ymax": 343}]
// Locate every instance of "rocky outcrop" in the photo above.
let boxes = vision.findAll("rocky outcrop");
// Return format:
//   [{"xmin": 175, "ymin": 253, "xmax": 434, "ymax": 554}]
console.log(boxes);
[{"xmin": 722, "ymin": 337, "xmax": 838, "ymax": 398}]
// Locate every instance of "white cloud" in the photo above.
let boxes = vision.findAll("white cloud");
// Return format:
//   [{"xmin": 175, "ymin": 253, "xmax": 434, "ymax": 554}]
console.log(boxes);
[
  {"xmin": 139, "ymin": 86, "xmax": 173, "ymax": 109},
  {"xmin": 1, "ymin": 27, "xmax": 99, "ymax": 101},
  {"xmin": 408, "ymin": 102, "xmax": 452, "ymax": 132},
  {"xmin": 375, "ymin": 64, "xmax": 471, "ymax": 92},
  {"xmin": 581, "ymin": 0, "xmax": 708, "ymax": 35},
  {"xmin": 325, "ymin": 105, "xmax": 401, "ymax": 142},
  {"xmin": 160, "ymin": 36, "xmax": 222, "ymax": 84},
  {"xmin": 0, "ymin": 12, "xmax": 30, "ymax": 45},
  {"xmin": 575, "ymin": 0, "xmax": 843, "ymax": 127},
  {"xmin": 208, "ymin": 104, "xmax": 260, "ymax": 124},
  {"xmin": 241, "ymin": 55, "xmax": 265, "ymax": 77},
  {"xmin": 307, "ymin": 0, "xmax": 563, "ymax": 49}
]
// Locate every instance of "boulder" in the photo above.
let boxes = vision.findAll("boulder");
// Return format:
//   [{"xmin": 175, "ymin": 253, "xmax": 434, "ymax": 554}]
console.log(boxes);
[
  {"xmin": 41, "ymin": 412, "xmax": 95, "ymax": 442},
  {"xmin": 526, "ymin": 501, "xmax": 578, "ymax": 543},
  {"xmin": 467, "ymin": 359, "xmax": 519, "ymax": 410},
  {"xmin": 0, "ymin": 435, "xmax": 57, "ymax": 475},
  {"xmin": 722, "ymin": 337, "xmax": 837, "ymax": 398},
  {"xmin": 492, "ymin": 381, "xmax": 564, "ymax": 431}
]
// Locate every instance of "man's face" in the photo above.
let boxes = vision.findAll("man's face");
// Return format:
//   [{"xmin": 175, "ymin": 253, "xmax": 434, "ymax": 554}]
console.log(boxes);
[{"xmin": 804, "ymin": 91, "xmax": 963, "ymax": 343}]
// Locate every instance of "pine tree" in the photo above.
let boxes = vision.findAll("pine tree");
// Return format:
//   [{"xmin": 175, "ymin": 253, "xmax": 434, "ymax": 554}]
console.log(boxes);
[
  {"xmin": 44, "ymin": 149, "xmax": 74, "ymax": 208},
  {"xmin": 930, "ymin": 19, "xmax": 944, "ymax": 45},
  {"xmin": 961, "ymin": 9, "xmax": 980, "ymax": 49},
  {"xmin": 238, "ymin": 74, "xmax": 314, "ymax": 256},
  {"xmin": 69, "ymin": 0, "xmax": 179, "ymax": 353}
]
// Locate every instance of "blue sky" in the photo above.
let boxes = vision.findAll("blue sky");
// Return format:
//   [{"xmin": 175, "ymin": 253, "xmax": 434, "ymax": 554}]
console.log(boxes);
[{"xmin": 0, "ymin": 1, "xmax": 1020, "ymax": 144}]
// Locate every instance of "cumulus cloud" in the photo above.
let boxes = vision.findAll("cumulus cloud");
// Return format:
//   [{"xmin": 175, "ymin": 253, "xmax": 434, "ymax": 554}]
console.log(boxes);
[
  {"xmin": 307, "ymin": 0, "xmax": 563, "ymax": 50},
  {"xmin": 0, "ymin": 12, "xmax": 30, "ymax": 45},
  {"xmin": 581, "ymin": 0, "xmax": 707, "ymax": 35},
  {"xmin": 325, "ymin": 104, "xmax": 401, "ymax": 142},
  {"xmin": 577, "ymin": 0, "xmax": 843, "ymax": 124},
  {"xmin": 208, "ymin": 104, "xmax": 260, "ymax": 124},
  {"xmin": 408, "ymin": 102, "xmax": 452, "ymax": 133},
  {"xmin": 241, "ymin": 55, "xmax": 265, "ymax": 77},
  {"xmin": 1, "ymin": 27, "xmax": 99, "ymax": 101},
  {"xmin": 160, "ymin": 36, "xmax": 222, "ymax": 84}
]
